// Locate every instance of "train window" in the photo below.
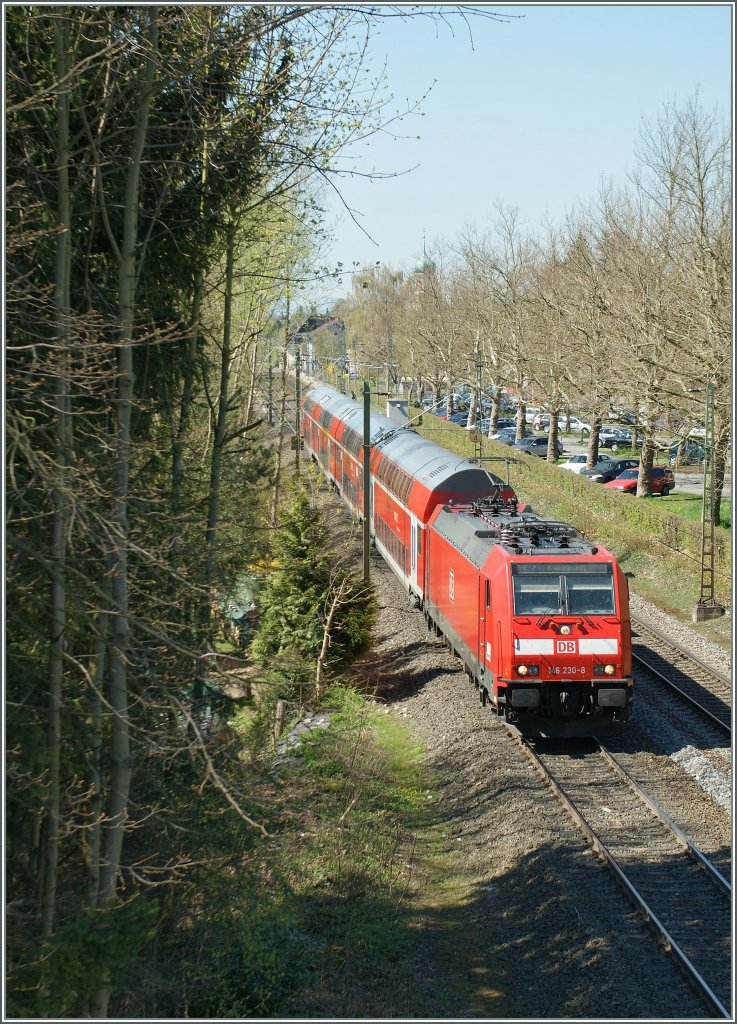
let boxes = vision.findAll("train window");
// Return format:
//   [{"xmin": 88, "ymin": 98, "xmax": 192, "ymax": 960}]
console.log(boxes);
[
  {"xmin": 485, "ymin": 580, "xmax": 490, "ymax": 609},
  {"xmin": 512, "ymin": 563, "xmax": 615, "ymax": 616},
  {"xmin": 416, "ymin": 525, "xmax": 422, "ymax": 558},
  {"xmin": 512, "ymin": 575, "xmax": 562, "ymax": 616},
  {"xmin": 566, "ymin": 572, "xmax": 615, "ymax": 615}
]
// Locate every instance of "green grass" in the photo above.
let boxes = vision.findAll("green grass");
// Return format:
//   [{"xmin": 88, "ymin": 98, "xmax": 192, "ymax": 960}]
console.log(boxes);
[
  {"xmin": 155, "ymin": 680, "xmax": 457, "ymax": 1019},
  {"xmin": 129, "ymin": 680, "xmax": 457, "ymax": 1019},
  {"xmin": 665, "ymin": 491, "xmax": 731, "ymax": 528}
]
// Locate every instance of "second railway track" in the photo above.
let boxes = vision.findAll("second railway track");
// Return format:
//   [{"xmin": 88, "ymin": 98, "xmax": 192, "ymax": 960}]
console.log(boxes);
[
  {"xmin": 514, "ymin": 733, "xmax": 732, "ymax": 1018},
  {"xmin": 631, "ymin": 614, "xmax": 732, "ymax": 736}
]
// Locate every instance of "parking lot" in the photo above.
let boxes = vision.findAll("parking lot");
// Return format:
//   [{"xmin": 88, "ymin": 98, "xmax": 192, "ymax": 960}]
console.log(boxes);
[{"xmin": 561, "ymin": 438, "xmax": 731, "ymax": 496}]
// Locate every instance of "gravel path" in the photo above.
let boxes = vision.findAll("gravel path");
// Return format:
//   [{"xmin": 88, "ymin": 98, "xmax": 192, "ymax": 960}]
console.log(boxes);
[{"xmin": 356, "ymin": 547, "xmax": 716, "ymax": 1019}]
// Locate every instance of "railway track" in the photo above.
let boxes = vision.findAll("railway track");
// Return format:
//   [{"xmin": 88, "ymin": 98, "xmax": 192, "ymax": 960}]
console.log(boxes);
[
  {"xmin": 631, "ymin": 615, "xmax": 732, "ymax": 736},
  {"xmin": 513, "ymin": 733, "xmax": 732, "ymax": 1018},
  {"xmin": 273, "ymin": 378, "xmax": 733, "ymax": 1005}
]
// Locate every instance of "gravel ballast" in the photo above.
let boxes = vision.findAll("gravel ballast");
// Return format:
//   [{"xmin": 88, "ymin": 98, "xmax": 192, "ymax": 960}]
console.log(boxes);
[{"xmin": 348, "ymin": 544, "xmax": 719, "ymax": 1019}]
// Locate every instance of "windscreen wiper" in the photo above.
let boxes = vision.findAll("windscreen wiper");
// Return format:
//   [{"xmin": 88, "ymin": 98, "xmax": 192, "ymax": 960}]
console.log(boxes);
[{"xmin": 536, "ymin": 602, "xmax": 562, "ymax": 629}]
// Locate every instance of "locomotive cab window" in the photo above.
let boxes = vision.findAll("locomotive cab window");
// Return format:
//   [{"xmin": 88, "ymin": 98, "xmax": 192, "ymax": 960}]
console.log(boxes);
[{"xmin": 512, "ymin": 563, "xmax": 614, "ymax": 616}]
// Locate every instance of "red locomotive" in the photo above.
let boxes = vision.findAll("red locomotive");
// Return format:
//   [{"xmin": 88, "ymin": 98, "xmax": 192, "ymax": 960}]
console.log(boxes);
[{"xmin": 302, "ymin": 385, "xmax": 633, "ymax": 736}]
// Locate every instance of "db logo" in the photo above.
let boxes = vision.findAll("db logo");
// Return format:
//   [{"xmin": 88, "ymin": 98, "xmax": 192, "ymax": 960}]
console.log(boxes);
[{"xmin": 556, "ymin": 639, "xmax": 577, "ymax": 654}]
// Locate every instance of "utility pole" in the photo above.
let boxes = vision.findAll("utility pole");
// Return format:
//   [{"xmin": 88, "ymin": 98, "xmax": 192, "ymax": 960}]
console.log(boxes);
[
  {"xmin": 692, "ymin": 380, "xmax": 724, "ymax": 622},
  {"xmin": 362, "ymin": 381, "xmax": 371, "ymax": 584},
  {"xmin": 385, "ymin": 328, "xmax": 392, "ymax": 400},
  {"xmin": 474, "ymin": 346, "xmax": 484, "ymax": 464}
]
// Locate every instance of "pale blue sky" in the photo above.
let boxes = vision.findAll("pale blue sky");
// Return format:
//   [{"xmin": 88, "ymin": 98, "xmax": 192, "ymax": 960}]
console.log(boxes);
[{"xmin": 319, "ymin": 3, "xmax": 732, "ymax": 302}]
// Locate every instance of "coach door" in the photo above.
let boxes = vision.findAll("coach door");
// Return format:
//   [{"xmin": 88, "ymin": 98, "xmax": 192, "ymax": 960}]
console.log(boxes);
[
  {"xmin": 478, "ymin": 575, "xmax": 491, "ymax": 677},
  {"xmin": 409, "ymin": 514, "xmax": 420, "ymax": 595}
]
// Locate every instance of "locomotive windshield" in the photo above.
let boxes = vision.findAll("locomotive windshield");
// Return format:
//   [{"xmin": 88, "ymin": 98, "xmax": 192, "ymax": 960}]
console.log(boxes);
[{"xmin": 512, "ymin": 562, "xmax": 615, "ymax": 616}]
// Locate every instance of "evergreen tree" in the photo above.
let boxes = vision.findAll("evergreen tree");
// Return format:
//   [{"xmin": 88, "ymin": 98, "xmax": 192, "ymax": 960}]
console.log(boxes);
[{"xmin": 251, "ymin": 478, "xmax": 374, "ymax": 677}]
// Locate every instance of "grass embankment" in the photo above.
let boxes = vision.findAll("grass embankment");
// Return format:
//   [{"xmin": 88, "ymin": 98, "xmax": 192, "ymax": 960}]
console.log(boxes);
[
  {"xmin": 414, "ymin": 417, "xmax": 732, "ymax": 649},
  {"xmin": 134, "ymin": 683, "xmax": 463, "ymax": 1019}
]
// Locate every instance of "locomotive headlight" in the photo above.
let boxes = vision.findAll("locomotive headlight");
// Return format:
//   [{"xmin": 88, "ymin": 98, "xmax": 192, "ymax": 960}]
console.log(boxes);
[
  {"xmin": 517, "ymin": 664, "xmax": 528, "ymax": 676},
  {"xmin": 604, "ymin": 664, "xmax": 615, "ymax": 675},
  {"xmin": 515, "ymin": 664, "xmax": 539, "ymax": 677},
  {"xmin": 559, "ymin": 624, "xmax": 572, "ymax": 636}
]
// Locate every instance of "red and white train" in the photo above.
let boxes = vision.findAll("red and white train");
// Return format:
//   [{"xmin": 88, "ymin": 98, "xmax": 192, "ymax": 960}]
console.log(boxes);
[{"xmin": 302, "ymin": 385, "xmax": 633, "ymax": 736}]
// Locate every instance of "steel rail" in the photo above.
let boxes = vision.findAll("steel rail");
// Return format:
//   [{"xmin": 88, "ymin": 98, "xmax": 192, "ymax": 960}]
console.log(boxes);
[
  {"xmin": 595, "ymin": 741, "xmax": 731, "ymax": 895},
  {"xmin": 630, "ymin": 616, "xmax": 731, "ymax": 736},
  {"xmin": 513, "ymin": 731, "xmax": 731, "ymax": 1020},
  {"xmin": 630, "ymin": 614, "xmax": 731, "ymax": 687},
  {"xmin": 632, "ymin": 653, "xmax": 731, "ymax": 736}
]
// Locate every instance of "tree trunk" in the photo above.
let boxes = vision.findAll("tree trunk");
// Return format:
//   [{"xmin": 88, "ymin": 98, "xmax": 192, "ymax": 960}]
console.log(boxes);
[
  {"xmin": 315, "ymin": 581, "xmax": 347, "ymax": 701},
  {"xmin": 244, "ymin": 330, "xmax": 260, "ymax": 429},
  {"xmin": 93, "ymin": 10, "xmax": 158, "ymax": 1016},
  {"xmin": 205, "ymin": 214, "xmax": 236, "ymax": 595},
  {"xmin": 172, "ymin": 8, "xmax": 211, "ymax": 565},
  {"xmin": 270, "ymin": 294, "xmax": 291, "ymax": 526},
  {"xmin": 171, "ymin": 268, "xmax": 202, "ymax": 566},
  {"xmin": 84, "ymin": 571, "xmax": 111, "ymax": 915},
  {"xmin": 587, "ymin": 415, "xmax": 603, "ymax": 467},
  {"xmin": 636, "ymin": 404, "xmax": 657, "ymax": 497},
  {"xmin": 41, "ymin": 11, "xmax": 72, "ymax": 940}
]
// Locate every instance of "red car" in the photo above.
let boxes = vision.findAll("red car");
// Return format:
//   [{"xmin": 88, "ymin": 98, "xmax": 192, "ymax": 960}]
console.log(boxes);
[{"xmin": 604, "ymin": 465, "xmax": 675, "ymax": 496}]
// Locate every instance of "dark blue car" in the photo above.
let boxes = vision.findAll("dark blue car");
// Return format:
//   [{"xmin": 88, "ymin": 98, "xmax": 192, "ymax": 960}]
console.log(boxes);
[
  {"xmin": 669, "ymin": 440, "xmax": 705, "ymax": 465},
  {"xmin": 514, "ymin": 436, "xmax": 564, "ymax": 458}
]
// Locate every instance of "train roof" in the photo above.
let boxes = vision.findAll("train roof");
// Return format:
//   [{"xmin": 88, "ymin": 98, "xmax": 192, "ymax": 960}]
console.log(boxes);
[
  {"xmin": 432, "ymin": 497, "xmax": 608, "ymax": 569},
  {"xmin": 304, "ymin": 384, "xmax": 504, "ymax": 494}
]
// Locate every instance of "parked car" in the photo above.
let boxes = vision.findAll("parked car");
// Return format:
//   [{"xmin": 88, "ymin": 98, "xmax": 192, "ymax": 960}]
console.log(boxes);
[
  {"xmin": 604, "ymin": 466, "xmax": 675, "ymax": 496},
  {"xmin": 514, "ymin": 436, "xmax": 564, "ymax": 458},
  {"xmin": 490, "ymin": 427, "xmax": 534, "ymax": 445},
  {"xmin": 533, "ymin": 412, "xmax": 590, "ymax": 434},
  {"xmin": 448, "ymin": 411, "xmax": 469, "ymax": 426},
  {"xmin": 557, "ymin": 415, "xmax": 590, "ymax": 434},
  {"xmin": 597, "ymin": 427, "xmax": 640, "ymax": 451},
  {"xmin": 597, "ymin": 426, "xmax": 623, "ymax": 443},
  {"xmin": 490, "ymin": 429, "xmax": 518, "ymax": 446},
  {"xmin": 524, "ymin": 406, "xmax": 542, "ymax": 424},
  {"xmin": 580, "ymin": 457, "xmax": 640, "ymax": 483},
  {"xmin": 421, "ymin": 393, "xmax": 468, "ymax": 414},
  {"xmin": 669, "ymin": 439, "xmax": 705, "ymax": 466},
  {"xmin": 559, "ymin": 453, "xmax": 612, "ymax": 474},
  {"xmin": 611, "ymin": 428, "xmax": 643, "ymax": 448}
]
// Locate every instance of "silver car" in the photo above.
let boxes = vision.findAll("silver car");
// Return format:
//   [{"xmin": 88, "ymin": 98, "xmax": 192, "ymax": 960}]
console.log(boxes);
[{"xmin": 560, "ymin": 453, "xmax": 612, "ymax": 474}]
